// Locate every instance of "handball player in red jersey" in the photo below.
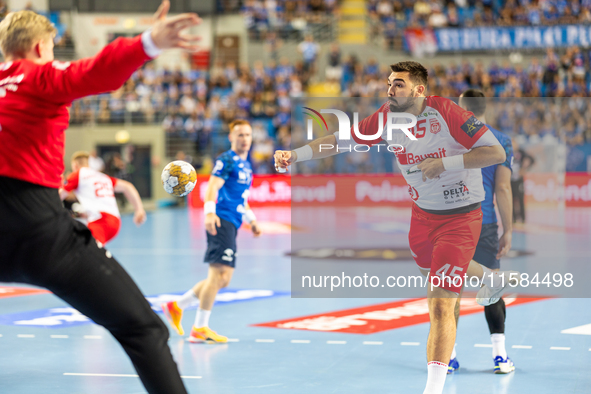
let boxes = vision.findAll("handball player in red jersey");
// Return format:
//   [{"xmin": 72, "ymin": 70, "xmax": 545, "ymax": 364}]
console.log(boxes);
[
  {"xmin": 0, "ymin": 2, "xmax": 200, "ymax": 393},
  {"xmin": 275, "ymin": 61, "xmax": 519, "ymax": 394}
]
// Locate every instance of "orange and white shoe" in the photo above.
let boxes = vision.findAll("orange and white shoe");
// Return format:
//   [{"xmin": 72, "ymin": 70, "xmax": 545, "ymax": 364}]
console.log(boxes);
[
  {"xmin": 187, "ymin": 326, "xmax": 228, "ymax": 344},
  {"xmin": 161, "ymin": 301, "xmax": 184, "ymax": 336}
]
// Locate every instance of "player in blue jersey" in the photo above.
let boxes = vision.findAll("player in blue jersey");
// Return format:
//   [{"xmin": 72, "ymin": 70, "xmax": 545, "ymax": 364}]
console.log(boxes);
[
  {"xmin": 162, "ymin": 119, "xmax": 261, "ymax": 343},
  {"xmin": 448, "ymin": 89, "xmax": 515, "ymax": 374}
]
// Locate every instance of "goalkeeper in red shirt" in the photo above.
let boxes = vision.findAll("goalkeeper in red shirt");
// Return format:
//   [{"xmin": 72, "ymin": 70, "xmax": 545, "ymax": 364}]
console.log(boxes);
[{"xmin": 0, "ymin": 2, "xmax": 200, "ymax": 393}]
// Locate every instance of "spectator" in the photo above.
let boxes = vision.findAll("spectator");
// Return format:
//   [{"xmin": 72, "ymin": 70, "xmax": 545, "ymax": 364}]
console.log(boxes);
[
  {"xmin": 297, "ymin": 34, "xmax": 320, "ymax": 73},
  {"xmin": 325, "ymin": 42, "xmax": 342, "ymax": 81},
  {"xmin": 428, "ymin": 4, "xmax": 448, "ymax": 27},
  {"xmin": 510, "ymin": 139, "xmax": 535, "ymax": 223}
]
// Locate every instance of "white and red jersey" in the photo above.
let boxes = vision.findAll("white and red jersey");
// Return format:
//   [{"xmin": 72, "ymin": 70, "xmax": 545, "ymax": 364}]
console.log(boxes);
[
  {"xmin": 352, "ymin": 96, "xmax": 500, "ymax": 211},
  {"xmin": 63, "ymin": 167, "xmax": 120, "ymax": 224},
  {"xmin": 0, "ymin": 35, "xmax": 152, "ymax": 189}
]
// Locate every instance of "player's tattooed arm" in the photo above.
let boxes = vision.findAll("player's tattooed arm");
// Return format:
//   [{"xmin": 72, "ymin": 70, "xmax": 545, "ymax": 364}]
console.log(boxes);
[{"xmin": 204, "ymin": 175, "xmax": 225, "ymax": 236}]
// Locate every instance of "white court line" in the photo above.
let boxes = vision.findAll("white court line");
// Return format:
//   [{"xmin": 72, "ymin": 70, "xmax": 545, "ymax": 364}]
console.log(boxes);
[
  {"xmin": 291, "ymin": 340, "xmax": 310, "ymax": 344},
  {"xmin": 64, "ymin": 373, "xmax": 201, "ymax": 379},
  {"xmin": 17, "ymin": 334, "xmax": 35, "ymax": 338},
  {"xmin": 363, "ymin": 341, "xmax": 383, "ymax": 345},
  {"xmin": 255, "ymin": 339, "xmax": 275, "ymax": 343},
  {"xmin": 327, "ymin": 340, "xmax": 346, "ymax": 345},
  {"xmin": 512, "ymin": 345, "xmax": 532, "ymax": 349},
  {"xmin": 401, "ymin": 342, "xmax": 420, "ymax": 346},
  {"xmin": 550, "ymin": 347, "xmax": 571, "ymax": 351},
  {"xmin": 227, "ymin": 338, "xmax": 240, "ymax": 342},
  {"xmin": 83, "ymin": 335, "xmax": 102, "ymax": 339},
  {"xmin": 51, "ymin": 335, "xmax": 69, "ymax": 339},
  {"xmin": 474, "ymin": 344, "xmax": 493, "ymax": 348}
]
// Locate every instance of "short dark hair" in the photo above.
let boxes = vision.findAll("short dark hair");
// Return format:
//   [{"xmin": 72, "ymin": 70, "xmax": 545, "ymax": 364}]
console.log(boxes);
[
  {"xmin": 390, "ymin": 61, "xmax": 428, "ymax": 87},
  {"xmin": 460, "ymin": 89, "xmax": 486, "ymax": 117}
]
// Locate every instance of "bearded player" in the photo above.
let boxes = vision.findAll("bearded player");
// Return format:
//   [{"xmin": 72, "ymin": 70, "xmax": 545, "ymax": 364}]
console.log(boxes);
[
  {"xmin": 0, "ymin": 3, "xmax": 200, "ymax": 393},
  {"xmin": 162, "ymin": 120, "xmax": 262, "ymax": 343},
  {"xmin": 60, "ymin": 151, "xmax": 147, "ymax": 245},
  {"xmin": 274, "ymin": 61, "xmax": 519, "ymax": 394}
]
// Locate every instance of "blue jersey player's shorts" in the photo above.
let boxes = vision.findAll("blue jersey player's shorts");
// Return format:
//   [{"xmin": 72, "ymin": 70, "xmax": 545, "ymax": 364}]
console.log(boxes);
[
  {"xmin": 472, "ymin": 223, "xmax": 500, "ymax": 270},
  {"xmin": 204, "ymin": 217, "xmax": 238, "ymax": 268}
]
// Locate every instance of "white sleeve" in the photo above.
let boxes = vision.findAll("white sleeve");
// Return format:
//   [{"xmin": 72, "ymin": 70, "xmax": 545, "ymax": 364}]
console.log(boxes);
[
  {"xmin": 141, "ymin": 30, "xmax": 162, "ymax": 58},
  {"xmin": 471, "ymin": 129, "xmax": 500, "ymax": 148}
]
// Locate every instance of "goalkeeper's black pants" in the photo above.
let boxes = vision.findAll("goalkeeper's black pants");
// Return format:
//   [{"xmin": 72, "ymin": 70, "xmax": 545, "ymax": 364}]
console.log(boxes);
[{"xmin": 0, "ymin": 176, "xmax": 188, "ymax": 394}]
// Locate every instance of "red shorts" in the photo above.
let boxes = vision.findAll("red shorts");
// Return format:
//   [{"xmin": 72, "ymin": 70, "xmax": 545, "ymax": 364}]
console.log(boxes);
[
  {"xmin": 88, "ymin": 212, "xmax": 121, "ymax": 245},
  {"xmin": 408, "ymin": 203, "xmax": 482, "ymax": 294}
]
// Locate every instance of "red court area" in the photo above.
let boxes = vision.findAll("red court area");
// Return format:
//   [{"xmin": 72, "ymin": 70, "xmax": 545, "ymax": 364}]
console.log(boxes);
[{"xmin": 254, "ymin": 295, "xmax": 551, "ymax": 334}]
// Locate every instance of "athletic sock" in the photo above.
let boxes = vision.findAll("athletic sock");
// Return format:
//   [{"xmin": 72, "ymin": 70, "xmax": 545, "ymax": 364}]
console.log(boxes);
[
  {"xmin": 450, "ymin": 344, "xmax": 457, "ymax": 360},
  {"xmin": 195, "ymin": 308, "xmax": 211, "ymax": 328},
  {"xmin": 176, "ymin": 289, "xmax": 198, "ymax": 310},
  {"xmin": 485, "ymin": 298, "xmax": 506, "ymax": 334},
  {"xmin": 491, "ymin": 333, "xmax": 507, "ymax": 359},
  {"xmin": 423, "ymin": 361, "xmax": 448, "ymax": 394}
]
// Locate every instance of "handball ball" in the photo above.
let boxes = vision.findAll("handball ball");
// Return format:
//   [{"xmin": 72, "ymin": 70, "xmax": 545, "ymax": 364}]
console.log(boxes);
[{"xmin": 161, "ymin": 161, "xmax": 197, "ymax": 197}]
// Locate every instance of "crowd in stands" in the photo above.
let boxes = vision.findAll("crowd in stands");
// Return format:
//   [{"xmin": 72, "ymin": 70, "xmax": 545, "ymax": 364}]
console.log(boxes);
[
  {"xmin": 369, "ymin": 0, "xmax": 591, "ymax": 50},
  {"xmin": 241, "ymin": 0, "xmax": 341, "ymax": 40},
  {"xmin": 370, "ymin": 0, "xmax": 591, "ymax": 29},
  {"xmin": 69, "ymin": 42, "xmax": 591, "ymax": 174}
]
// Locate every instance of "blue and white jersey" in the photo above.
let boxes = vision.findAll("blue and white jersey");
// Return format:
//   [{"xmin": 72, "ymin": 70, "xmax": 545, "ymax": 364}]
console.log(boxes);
[
  {"xmin": 481, "ymin": 125, "xmax": 514, "ymax": 225},
  {"xmin": 212, "ymin": 150, "xmax": 253, "ymax": 229}
]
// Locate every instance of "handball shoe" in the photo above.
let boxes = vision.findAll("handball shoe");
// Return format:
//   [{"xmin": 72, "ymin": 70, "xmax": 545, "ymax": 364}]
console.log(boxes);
[
  {"xmin": 476, "ymin": 271, "xmax": 520, "ymax": 306},
  {"xmin": 188, "ymin": 326, "xmax": 228, "ymax": 344},
  {"xmin": 162, "ymin": 301, "xmax": 184, "ymax": 336},
  {"xmin": 494, "ymin": 356, "xmax": 515, "ymax": 374},
  {"xmin": 447, "ymin": 357, "xmax": 460, "ymax": 374}
]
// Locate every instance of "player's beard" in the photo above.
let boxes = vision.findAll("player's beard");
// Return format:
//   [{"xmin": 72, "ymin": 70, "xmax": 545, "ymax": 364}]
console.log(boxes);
[{"xmin": 389, "ymin": 89, "xmax": 419, "ymax": 113}]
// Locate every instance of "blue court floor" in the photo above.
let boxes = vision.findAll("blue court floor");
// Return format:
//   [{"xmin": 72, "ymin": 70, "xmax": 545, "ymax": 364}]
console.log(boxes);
[{"xmin": 0, "ymin": 206, "xmax": 590, "ymax": 394}]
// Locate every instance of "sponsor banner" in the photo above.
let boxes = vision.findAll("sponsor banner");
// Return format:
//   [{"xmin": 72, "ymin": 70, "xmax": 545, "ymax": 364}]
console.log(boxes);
[
  {"xmin": 404, "ymin": 28, "xmax": 438, "ymax": 57},
  {"xmin": 189, "ymin": 173, "xmax": 591, "ymax": 208},
  {"xmin": 293, "ymin": 175, "xmax": 413, "ymax": 206},
  {"xmin": 254, "ymin": 295, "xmax": 549, "ymax": 334},
  {"xmin": 189, "ymin": 174, "xmax": 413, "ymax": 208},
  {"xmin": 524, "ymin": 173, "xmax": 591, "ymax": 207},
  {"xmin": 524, "ymin": 173, "xmax": 563, "ymax": 208},
  {"xmin": 565, "ymin": 173, "xmax": 591, "ymax": 207},
  {"xmin": 0, "ymin": 286, "xmax": 49, "ymax": 299},
  {"xmin": 189, "ymin": 174, "xmax": 292, "ymax": 208},
  {"xmin": 435, "ymin": 25, "xmax": 591, "ymax": 51},
  {"xmin": 0, "ymin": 289, "xmax": 289, "ymax": 328}
]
